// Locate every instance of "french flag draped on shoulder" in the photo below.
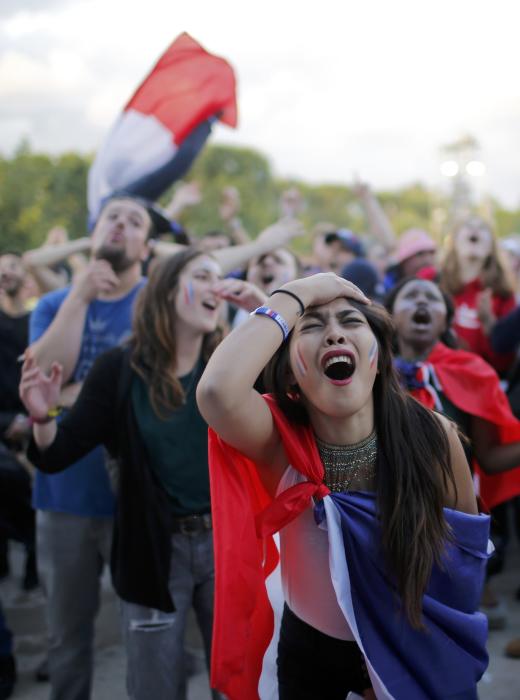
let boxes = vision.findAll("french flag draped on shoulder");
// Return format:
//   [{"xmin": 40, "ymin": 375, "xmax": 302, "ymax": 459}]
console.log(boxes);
[
  {"xmin": 208, "ymin": 395, "xmax": 490, "ymax": 700},
  {"xmin": 394, "ymin": 341, "xmax": 520, "ymax": 510},
  {"xmin": 88, "ymin": 32, "xmax": 237, "ymax": 220}
]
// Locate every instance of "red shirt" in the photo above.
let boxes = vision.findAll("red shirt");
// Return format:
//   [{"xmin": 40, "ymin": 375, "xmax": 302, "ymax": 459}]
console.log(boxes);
[{"xmin": 453, "ymin": 278, "xmax": 516, "ymax": 375}]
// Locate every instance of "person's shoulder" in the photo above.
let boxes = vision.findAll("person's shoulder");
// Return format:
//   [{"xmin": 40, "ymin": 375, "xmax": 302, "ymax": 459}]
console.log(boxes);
[
  {"xmin": 32, "ymin": 286, "xmax": 71, "ymax": 313},
  {"xmin": 128, "ymin": 278, "xmax": 147, "ymax": 296},
  {"xmin": 433, "ymin": 411, "xmax": 454, "ymax": 434},
  {"xmin": 454, "ymin": 348, "xmax": 498, "ymax": 377},
  {"xmin": 29, "ymin": 287, "xmax": 72, "ymax": 341},
  {"xmin": 433, "ymin": 343, "xmax": 496, "ymax": 375},
  {"xmin": 101, "ymin": 278, "xmax": 146, "ymax": 309}
]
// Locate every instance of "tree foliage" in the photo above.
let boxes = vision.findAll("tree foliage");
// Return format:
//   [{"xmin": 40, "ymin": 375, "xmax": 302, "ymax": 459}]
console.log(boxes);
[
  {"xmin": 0, "ymin": 141, "xmax": 90, "ymax": 251},
  {"xmin": 1, "ymin": 141, "xmax": 519, "ymax": 254}
]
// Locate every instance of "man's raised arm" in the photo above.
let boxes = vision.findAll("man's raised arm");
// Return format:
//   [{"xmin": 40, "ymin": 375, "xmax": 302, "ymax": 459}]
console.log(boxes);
[{"xmin": 29, "ymin": 260, "xmax": 119, "ymax": 383}]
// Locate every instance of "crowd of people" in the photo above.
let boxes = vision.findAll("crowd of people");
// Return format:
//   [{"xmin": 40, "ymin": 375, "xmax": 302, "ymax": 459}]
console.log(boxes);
[{"xmin": 1, "ymin": 180, "xmax": 520, "ymax": 700}]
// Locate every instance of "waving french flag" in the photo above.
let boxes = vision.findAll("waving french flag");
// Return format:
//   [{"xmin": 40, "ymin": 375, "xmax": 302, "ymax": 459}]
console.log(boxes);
[{"xmin": 88, "ymin": 32, "xmax": 237, "ymax": 219}]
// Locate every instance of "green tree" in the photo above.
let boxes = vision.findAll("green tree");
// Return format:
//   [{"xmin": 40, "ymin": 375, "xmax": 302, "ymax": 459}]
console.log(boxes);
[{"xmin": 0, "ymin": 142, "xmax": 90, "ymax": 251}]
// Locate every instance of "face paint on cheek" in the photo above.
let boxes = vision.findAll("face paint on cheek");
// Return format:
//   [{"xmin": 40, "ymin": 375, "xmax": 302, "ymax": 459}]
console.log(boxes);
[
  {"xmin": 183, "ymin": 281, "xmax": 195, "ymax": 305},
  {"xmin": 368, "ymin": 339, "xmax": 378, "ymax": 369},
  {"xmin": 295, "ymin": 344, "xmax": 308, "ymax": 377}
]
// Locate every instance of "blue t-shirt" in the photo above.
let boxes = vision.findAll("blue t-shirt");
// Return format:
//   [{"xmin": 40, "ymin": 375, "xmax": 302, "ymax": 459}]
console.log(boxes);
[{"xmin": 29, "ymin": 280, "xmax": 146, "ymax": 517}]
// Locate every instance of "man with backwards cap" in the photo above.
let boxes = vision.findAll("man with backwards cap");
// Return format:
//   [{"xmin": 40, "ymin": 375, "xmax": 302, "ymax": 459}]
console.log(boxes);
[{"xmin": 25, "ymin": 193, "xmax": 303, "ymax": 700}]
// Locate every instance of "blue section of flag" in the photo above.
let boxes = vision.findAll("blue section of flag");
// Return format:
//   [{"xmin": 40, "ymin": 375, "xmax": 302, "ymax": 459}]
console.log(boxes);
[
  {"xmin": 123, "ymin": 118, "xmax": 213, "ymax": 202},
  {"xmin": 316, "ymin": 491, "xmax": 489, "ymax": 699}
]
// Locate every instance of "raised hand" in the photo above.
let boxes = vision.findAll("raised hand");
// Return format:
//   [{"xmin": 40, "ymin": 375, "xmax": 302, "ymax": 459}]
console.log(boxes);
[
  {"xmin": 219, "ymin": 186, "xmax": 241, "ymax": 222},
  {"xmin": 352, "ymin": 180, "xmax": 372, "ymax": 201},
  {"xmin": 19, "ymin": 352, "xmax": 62, "ymax": 421},
  {"xmin": 213, "ymin": 279, "xmax": 268, "ymax": 312},
  {"xmin": 256, "ymin": 218, "xmax": 305, "ymax": 248},
  {"xmin": 279, "ymin": 187, "xmax": 304, "ymax": 219},
  {"xmin": 168, "ymin": 181, "xmax": 201, "ymax": 211},
  {"xmin": 477, "ymin": 288, "xmax": 496, "ymax": 334},
  {"xmin": 70, "ymin": 260, "xmax": 120, "ymax": 303}
]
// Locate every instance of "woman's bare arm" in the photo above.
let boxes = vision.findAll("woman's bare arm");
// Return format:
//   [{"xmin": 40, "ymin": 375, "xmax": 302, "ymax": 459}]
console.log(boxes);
[
  {"xmin": 197, "ymin": 273, "xmax": 369, "ymax": 487},
  {"xmin": 438, "ymin": 415, "xmax": 478, "ymax": 514}
]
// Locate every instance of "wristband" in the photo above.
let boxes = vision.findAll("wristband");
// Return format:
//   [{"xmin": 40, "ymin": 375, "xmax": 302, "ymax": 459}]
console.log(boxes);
[
  {"xmin": 270, "ymin": 289, "xmax": 305, "ymax": 316},
  {"xmin": 250, "ymin": 306, "xmax": 290, "ymax": 341},
  {"xmin": 29, "ymin": 406, "xmax": 63, "ymax": 426}
]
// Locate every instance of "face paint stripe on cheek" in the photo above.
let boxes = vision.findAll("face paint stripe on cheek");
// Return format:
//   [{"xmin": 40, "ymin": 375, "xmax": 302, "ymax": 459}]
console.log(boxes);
[
  {"xmin": 369, "ymin": 339, "xmax": 378, "ymax": 368},
  {"xmin": 295, "ymin": 344, "xmax": 308, "ymax": 376},
  {"xmin": 183, "ymin": 281, "xmax": 194, "ymax": 305}
]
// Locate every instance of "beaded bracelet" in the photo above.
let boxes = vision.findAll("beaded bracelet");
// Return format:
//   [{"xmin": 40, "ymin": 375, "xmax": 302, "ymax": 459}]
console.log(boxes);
[
  {"xmin": 250, "ymin": 306, "xmax": 290, "ymax": 341},
  {"xmin": 269, "ymin": 289, "xmax": 305, "ymax": 316},
  {"xmin": 29, "ymin": 406, "xmax": 63, "ymax": 426}
]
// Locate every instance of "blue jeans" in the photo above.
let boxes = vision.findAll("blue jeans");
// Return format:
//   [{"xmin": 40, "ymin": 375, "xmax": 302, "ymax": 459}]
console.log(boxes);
[
  {"xmin": 37, "ymin": 511, "xmax": 113, "ymax": 700},
  {"xmin": 0, "ymin": 601, "xmax": 12, "ymax": 658},
  {"xmin": 120, "ymin": 529, "xmax": 219, "ymax": 700}
]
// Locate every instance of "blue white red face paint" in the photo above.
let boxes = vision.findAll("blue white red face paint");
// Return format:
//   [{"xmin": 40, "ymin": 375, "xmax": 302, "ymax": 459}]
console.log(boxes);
[
  {"xmin": 295, "ymin": 343, "xmax": 308, "ymax": 376},
  {"xmin": 183, "ymin": 280, "xmax": 195, "ymax": 305},
  {"xmin": 368, "ymin": 338, "xmax": 378, "ymax": 368}
]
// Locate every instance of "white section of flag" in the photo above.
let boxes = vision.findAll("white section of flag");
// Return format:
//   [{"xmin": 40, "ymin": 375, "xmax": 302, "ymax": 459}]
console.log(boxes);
[
  {"xmin": 324, "ymin": 497, "xmax": 394, "ymax": 700},
  {"xmin": 88, "ymin": 109, "xmax": 177, "ymax": 219},
  {"xmin": 258, "ymin": 533, "xmax": 283, "ymax": 700}
]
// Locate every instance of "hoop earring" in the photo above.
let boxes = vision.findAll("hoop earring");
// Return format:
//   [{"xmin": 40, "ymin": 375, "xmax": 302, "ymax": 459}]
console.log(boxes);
[{"xmin": 286, "ymin": 384, "xmax": 300, "ymax": 402}]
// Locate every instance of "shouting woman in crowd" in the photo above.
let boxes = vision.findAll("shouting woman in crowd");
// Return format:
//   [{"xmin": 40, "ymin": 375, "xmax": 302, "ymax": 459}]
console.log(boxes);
[
  {"xmin": 19, "ymin": 248, "xmax": 226, "ymax": 700},
  {"xmin": 386, "ymin": 276, "xmax": 520, "ymax": 506},
  {"xmin": 197, "ymin": 272, "xmax": 490, "ymax": 700},
  {"xmin": 440, "ymin": 216, "xmax": 517, "ymax": 376}
]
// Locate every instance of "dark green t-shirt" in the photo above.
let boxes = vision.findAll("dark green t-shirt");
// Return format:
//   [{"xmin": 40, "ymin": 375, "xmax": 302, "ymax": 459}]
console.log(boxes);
[{"xmin": 131, "ymin": 361, "xmax": 210, "ymax": 516}]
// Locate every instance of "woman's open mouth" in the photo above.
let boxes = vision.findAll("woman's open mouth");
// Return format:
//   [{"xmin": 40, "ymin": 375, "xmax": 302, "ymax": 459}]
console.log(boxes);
[
  {"xmin": 261, "ymin": 274, "xmax": 275, "ymax": 286},
  {"xmin": 202, "ymin": 299, "xmax": 218, "ymax": 312},
  {"xmin": 322, "ymin": 351, "xmax": 356, "ymax": 384},
  {"xmin": 411, "ymin": 307, "xmax": 432, "ymax": 326}
]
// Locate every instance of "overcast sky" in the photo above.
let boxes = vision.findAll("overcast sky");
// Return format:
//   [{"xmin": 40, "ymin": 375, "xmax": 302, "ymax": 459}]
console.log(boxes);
[{"xmin": 1, "ymin": 0, "xmax": 519, "ymax": 207}]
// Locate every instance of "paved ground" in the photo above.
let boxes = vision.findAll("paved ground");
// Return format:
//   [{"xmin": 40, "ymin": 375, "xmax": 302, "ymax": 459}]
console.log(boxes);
[
  {"xmin": 2, "ymin": 539, "xmax": 519, "ymax": 699},
  {"xmin": 477, "ymin": 539, "xmax": 520, "ymax": 700}
]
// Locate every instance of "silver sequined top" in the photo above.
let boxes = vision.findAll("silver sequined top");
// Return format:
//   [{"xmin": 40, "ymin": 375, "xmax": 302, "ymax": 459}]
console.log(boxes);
[{"xmin": 316, "ymin": 432, "xmax": 377, "ymax": 493}]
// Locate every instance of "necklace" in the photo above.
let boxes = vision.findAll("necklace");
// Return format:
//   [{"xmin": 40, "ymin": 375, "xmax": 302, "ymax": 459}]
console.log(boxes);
[{"xmin": 316, "ymin": 431, "xmax": 377, "ymax": 493}]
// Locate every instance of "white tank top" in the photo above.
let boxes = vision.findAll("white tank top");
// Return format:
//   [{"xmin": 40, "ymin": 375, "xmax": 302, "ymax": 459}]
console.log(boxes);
[{"xmin": 277, "ymin": 465, "xmax": 354, "ymax": 641}]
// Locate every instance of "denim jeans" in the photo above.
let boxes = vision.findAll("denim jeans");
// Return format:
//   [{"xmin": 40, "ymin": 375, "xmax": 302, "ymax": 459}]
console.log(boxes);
[
  {"xmin": 37, "ymin": 511, "xmax": 113, "ymax": 700},
  {"xmin": 120, "ymin": 529, "xmax": 220, "ymax": 700},
  {"xmin": 0, "ymin": 601, "xmax": 12, "ymax": 658}
]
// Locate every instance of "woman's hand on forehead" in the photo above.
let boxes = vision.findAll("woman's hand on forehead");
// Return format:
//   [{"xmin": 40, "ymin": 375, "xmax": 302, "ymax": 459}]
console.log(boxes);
[{"xmin": 282, "ymin": 272, "xmax": 370, "ymax": 312}]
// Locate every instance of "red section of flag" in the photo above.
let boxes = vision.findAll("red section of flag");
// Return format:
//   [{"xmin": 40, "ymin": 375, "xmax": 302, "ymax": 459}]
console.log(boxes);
[
  {"xmin": 208, "ymin": 396, "xmax": 329, "ymax": 699},
  {"xmin": 125, "ymin": 32, "xmax": 237, "ymax": 143},
  {"xmin": 427, "ymin": 342, "xmax": 520, "ymax": 510}
]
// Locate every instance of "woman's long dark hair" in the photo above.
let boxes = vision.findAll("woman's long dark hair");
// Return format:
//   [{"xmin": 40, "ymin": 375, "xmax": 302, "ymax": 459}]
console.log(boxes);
[
  {"xmin": 131, "ymin": 248, "xmax": 222, "ymax": 418},
  {"xmin": 263, "ymin": 301, "xmax": 456, "ymax": 629}
]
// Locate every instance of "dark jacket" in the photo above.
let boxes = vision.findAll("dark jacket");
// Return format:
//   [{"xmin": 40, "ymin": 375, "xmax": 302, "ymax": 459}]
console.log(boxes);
[{"xmin": 28, "ymin": 346, "xmax": 176, "ymax": 612}]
